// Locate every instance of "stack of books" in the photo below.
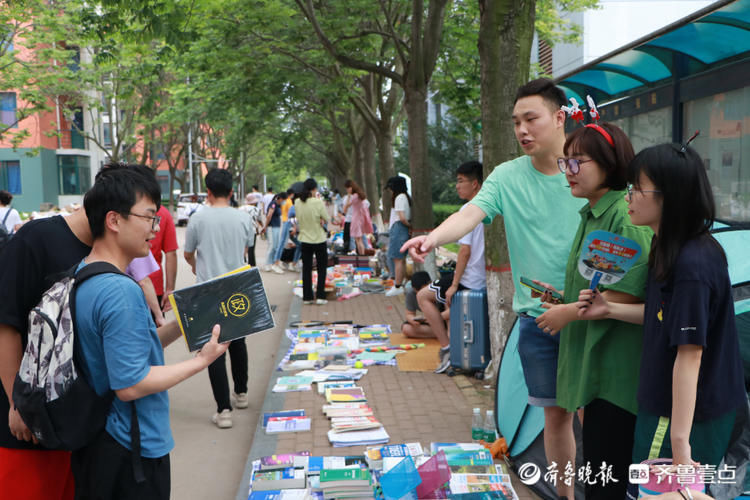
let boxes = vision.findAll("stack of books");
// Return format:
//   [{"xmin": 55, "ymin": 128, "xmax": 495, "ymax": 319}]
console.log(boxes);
[
  {"xmin": 318, "ymin": 468, "xmax": 373, "ymax": 500},
  {"xmin": 262, "ymin": 410, "xmax": 311, "ymax": 434},
  {"xmin": 273, "ymin": 376, "xmax": 314, "ymax": 393},
  {"xmin": 325, "ymin": 386, "xmax": 366, "ymax": 404}
]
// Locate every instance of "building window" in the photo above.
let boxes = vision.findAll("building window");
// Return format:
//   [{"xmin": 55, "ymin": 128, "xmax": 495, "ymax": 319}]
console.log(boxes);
[
  {"xmin": 0, "ymin": 160, "xmax": 21, "ymax": 194},
  {"xmin": 610, "ymin": 106, "xmax": 672, "ymax": 155},
  {"xmin": 102, "ymin": 122, "xmax": 112, "ymax": 147},
  {"xmin": 58, "ymin": 155, "xmax": 91, "ymax": 195},
  {"xmin": 685, "ymin": 87, "xmax": 750, "ymax": 221},
  {"xmin": 0, "ymin": 92, "xmax": 17, "ymax": 128}
]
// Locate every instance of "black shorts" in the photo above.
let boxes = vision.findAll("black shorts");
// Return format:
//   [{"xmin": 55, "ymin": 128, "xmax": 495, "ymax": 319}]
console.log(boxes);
[{"xmin": 428, "ymin": 275, "xmax": 467, "ymax": 305}]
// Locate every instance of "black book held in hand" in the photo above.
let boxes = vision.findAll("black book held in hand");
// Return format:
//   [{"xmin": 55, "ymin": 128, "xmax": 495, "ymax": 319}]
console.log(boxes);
[{"xmin": 168, "ymin": 265, "xmax": 275, "ymax": 351}]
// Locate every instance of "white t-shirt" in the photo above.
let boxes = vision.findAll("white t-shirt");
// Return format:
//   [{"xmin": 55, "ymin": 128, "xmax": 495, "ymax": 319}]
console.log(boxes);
[
  {"xmin": 0, "ymin": 207, "xmax": 22, "ymax": 233},
  {"xmin": 388, "ymin": 193, "xmax": 411, "ymax": 228},
  {"xmin": 457, "ymin": 203, "xmax": 486, "ymax": 290}
]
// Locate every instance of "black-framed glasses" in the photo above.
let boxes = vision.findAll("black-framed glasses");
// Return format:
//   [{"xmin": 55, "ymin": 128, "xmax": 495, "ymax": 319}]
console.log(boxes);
[
  {"xmin": 127, "ymin": 212, "xmax": 161, "ymax": 230},
  {"xmin": 557, "ymin": 157, "xmax": 594, "ymax": 175},
  {"xmin": 626, "ymin": 184, "xmax": 661, "ymax": 198}
]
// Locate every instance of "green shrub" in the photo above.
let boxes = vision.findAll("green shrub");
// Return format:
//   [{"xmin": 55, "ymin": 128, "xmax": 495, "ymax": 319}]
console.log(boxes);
[{"xmin": 433, "ymin": 204, "xmax": 462, "ymax": 226}]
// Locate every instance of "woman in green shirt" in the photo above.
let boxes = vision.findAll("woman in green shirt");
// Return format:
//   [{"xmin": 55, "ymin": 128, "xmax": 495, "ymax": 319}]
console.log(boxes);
[
  {"xmin": 295, "ymin": 178, "xmax": 330, "ymax": 305},
  {"xmin": 534, "ymin": 122, "xmax": 652, "ymax": 499}
]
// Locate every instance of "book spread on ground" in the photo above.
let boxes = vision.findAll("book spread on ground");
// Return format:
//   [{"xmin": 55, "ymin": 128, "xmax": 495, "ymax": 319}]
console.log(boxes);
[
  {"xmin": 327, "ymin": 427, "xmax": 389, "ymax": 447},
  {"xmin": 325, "ymin": 387, "xmax": 366, "ymax": 403},
  {"xmin": 266, "ymin": 416, "xmax": 312, "ymax": 434},
  {"xmin": 169, "ymin": 265, "xmax": 274, "ymax": 351},
  {"xmin": 330, "ymin": 416, "xmax": 382, "ymax": 433},
  {"xmin": 259, "ymin": 452, "xmax": 311, "ymax": 470},
  {"xmin": 262, "ymin": 410, "xmax": 305, "ymax": 428},
  {"xmin": 251, "ymin": 467, "xmax": 307, "ymax": 491}
]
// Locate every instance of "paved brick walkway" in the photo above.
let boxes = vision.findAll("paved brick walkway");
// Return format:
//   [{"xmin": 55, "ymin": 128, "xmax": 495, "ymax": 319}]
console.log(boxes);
[{"xmin": 248, "ymin": 290, "xmax": 539, "ymax": 499}]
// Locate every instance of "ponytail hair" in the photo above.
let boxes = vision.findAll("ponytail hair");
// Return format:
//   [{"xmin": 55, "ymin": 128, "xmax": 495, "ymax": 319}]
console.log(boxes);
[{"xmin": 298, "ymin": 178, "xmax": 318, "ymax": 202}]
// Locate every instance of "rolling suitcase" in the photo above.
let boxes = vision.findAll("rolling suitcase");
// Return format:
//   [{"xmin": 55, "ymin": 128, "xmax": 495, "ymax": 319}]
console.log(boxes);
[{"xmin": 449, "ymin": 288, "xmax": 491, "ymax": 375}]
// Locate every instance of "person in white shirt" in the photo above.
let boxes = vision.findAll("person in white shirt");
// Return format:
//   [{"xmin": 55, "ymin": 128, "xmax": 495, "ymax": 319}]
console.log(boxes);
[
  {"xmin": 0, "ymin": 190, "xmax": 22, "ymax": 235},
  {"xmin": 417, "ymin": 161, "xmax": 486, "ymax": 373},
  {"xmin": 384, "ymin": 176, "xmax": 412, "ymax": 296}
]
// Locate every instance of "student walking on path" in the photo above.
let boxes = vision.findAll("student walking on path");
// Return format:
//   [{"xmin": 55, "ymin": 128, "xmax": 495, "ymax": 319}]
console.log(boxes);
[
  {"xmin": 384, "ymin": 176, "xmax": 412, "ymax": 297},
  {"xmin": 184, "ymin": 168, "xmax": 255, "ymax": 430},
  {"xmin": 533, "ymin": 121, "xmax": 652, "ymax": 499},
  {"xmin": 295, "ymin": 178, "xmax": 330, "ymax": 305},
  {"xmin": 343, "ymin": 179, "xmax": 373, "ymax": 256}
]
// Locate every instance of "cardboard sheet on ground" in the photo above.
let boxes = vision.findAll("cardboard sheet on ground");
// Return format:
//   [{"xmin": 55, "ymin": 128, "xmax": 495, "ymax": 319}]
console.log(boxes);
[{"xmin": 578, "ymin": 230, "xmax": 642, "ymax": 289}]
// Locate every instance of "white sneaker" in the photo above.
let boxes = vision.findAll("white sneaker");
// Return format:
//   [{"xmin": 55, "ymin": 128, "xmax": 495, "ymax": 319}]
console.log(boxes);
[
  {"xmin": 271, "ymin": 264, "xmax": 284, "ymax": 274},
  {"xmin": 294, "ymin": 262, "xmax": 303, "ymax": 272},
  {"xmin": 315, "ymin": 299, "xmax": 328, "ymax": 305},
  {"xmin": 233, "ymin": 392, "xmax": 249, "ymax": 409},
  {"xmin": 385, "ymin": 286, "xmax": 404, "ymax": 297},
  {"xmin": 435, "ymin": 346, "xmax": 451, "ymax": 374},
  {"xmin": 261, "ymin": 265, "xmax": 272, "ymax": 272},
  {"xmin": 211, "ymin": 409, "xmax": 233, "ymax": 429},
  {"xmin": 303, "ymin": 300, "xmax": 314, "ymax": 305}
]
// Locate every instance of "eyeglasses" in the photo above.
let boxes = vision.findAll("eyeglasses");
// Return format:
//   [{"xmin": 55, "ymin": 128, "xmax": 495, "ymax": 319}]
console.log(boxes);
[
  {"xmin": 626, "ymin": 184, "xmax": 661, "ymax": 198},
  {"xmin": 127, "ymin": 212, "xmax": 161, "ymax": 230},
  {"xmin": 557, "ymin": 157, "xmax": 594, "ymax": 175}
]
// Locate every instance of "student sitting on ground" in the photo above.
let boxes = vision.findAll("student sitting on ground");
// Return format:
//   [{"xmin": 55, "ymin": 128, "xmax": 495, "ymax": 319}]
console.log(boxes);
[
  {"xmin": 418, "ymin": 160, "xmax": 486, "ymax": 374},
  {"xmin": 401, "ymin": 271, "xmax": 439, "ymax": 338}
]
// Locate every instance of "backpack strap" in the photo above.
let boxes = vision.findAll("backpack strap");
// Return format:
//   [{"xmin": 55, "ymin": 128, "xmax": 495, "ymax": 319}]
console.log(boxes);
[
  {"xmin": 1, "ymin": 206, "xmax": 10, "ymax": 226},
  {"xmin": 70, "ymin": 261, "xmax": 146, "ymax": 483}
]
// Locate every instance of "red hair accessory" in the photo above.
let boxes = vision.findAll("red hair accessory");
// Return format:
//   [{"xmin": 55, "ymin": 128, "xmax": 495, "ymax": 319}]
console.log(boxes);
[
  {"xmin": 561, "ymin": 97, "xmax": 585, "ymax": 123},
  {"xmin": 584, "ymin": 123, "xmax": 614, "ymax": 147}
]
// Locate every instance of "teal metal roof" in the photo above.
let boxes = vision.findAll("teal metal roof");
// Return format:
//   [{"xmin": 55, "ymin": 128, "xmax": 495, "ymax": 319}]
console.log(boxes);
[{"xmin": 556, "ymin": 0, "xmax": 750, "ymax": 99}]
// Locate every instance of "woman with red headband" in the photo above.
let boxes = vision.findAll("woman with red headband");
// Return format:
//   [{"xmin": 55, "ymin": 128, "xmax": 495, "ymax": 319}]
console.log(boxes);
[{"xmin": 533, "ymin": 119, "xmax": 653, "ymax": 499}]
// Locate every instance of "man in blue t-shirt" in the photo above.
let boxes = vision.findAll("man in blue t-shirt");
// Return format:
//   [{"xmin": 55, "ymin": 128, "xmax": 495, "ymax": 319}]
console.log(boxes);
[
  {"xmin": 402, "ymin": 79, "xmax": 584, "ymax": 499},
  {"xmin": 72, "ymin": 165, "xmax": 228, "ymax": 500}
]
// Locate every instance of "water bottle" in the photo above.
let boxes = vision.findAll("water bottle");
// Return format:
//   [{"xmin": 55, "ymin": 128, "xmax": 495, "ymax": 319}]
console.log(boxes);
[
  {"xmin": 471, "ymin": 408, "xmax": 483, "ymax": 442},
  {"xmin": 483, "ymin": 410, "xmax": 496, "ymax": 443}
]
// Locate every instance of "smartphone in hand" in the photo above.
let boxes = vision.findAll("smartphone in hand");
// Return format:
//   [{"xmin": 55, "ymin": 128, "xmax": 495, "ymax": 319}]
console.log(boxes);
[{"xmin": 520, "ymin": 277, "xmax": 563, "ymax": 302}]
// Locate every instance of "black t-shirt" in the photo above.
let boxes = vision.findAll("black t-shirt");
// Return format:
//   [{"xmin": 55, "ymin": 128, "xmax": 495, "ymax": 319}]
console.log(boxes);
[
  {"xmin": 638, "ymin": 236, "xmax": 746, "ymax": 421},
  {"xmin": 0, "ymin": 216, "xmax": 91, "ymax": 449},
  {"xmin": 268, "ymin": 200, "xmax": 281, "ymax": 227}
]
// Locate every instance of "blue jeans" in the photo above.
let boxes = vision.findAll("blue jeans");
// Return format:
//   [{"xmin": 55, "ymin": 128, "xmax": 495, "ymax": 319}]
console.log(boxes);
[
  {"xmin": 517, "ymin": 314, "xmax": 561, "ymax": 407},
  {"xmin": 265, "ymin": 225, "xmax": 280, "ymax": 265},
  {"xmin": 273, "ymin": 220, "xmax": 292, "ymax": 263}
]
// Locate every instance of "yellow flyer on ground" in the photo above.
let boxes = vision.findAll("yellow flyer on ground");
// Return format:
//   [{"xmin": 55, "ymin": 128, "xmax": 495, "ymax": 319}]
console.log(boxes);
[{"xmin": 168, "ymin": 265, "xmax": 275, "ymax": 351}]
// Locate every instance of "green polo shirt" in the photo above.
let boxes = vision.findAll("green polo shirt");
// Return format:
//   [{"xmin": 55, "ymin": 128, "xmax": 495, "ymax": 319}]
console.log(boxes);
[{"xmin": 556, "ymin": 189, "xmax": 653, "ymax": 415}]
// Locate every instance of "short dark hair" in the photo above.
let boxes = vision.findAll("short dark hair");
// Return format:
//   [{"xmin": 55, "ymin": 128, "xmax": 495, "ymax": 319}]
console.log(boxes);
[
  {"xmin": 252, "ymin": 184, "xmax": 259, "ymax": 191},
  {"xmin": 85, "ymin": 164, "xmax": 161, "ymax": 239},
  {"xmin": 0, "ymin": 190, "xmax": 12, "ymax": 205},
  {"xmin": 410, "ymin": 271, "xmax": 431, "ymax": 291},
  {"xmin": 205, "ymin": 168, "xmax": 233, "ymax": 198},
  {"xmin": 564, "ymin": 123, "xmax": 633, "ymax": 191},
  {"xmin": 456, "ymin": 161, "xmax": 483, "ymax": 185},
  {"xmin": 515, "ymin": 78, "xmax": 567, "ymax": 110}
]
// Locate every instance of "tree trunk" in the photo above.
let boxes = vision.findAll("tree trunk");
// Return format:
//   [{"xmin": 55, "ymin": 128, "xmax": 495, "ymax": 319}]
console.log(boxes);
[
  {"xmin": 478, "ymin": 0, "xmax": 536, "ymax": 382},
  {"xmin": 362, "ymin": 126, "xmax": 378, "ymax": 216},
  {"xmin": 376, "ymin": 127, "xmax": 396, "ymax": 224}
]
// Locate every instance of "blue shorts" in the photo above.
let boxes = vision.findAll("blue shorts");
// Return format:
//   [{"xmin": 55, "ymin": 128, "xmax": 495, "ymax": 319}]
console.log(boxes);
[
  {"xmin": 517, "ymin": 314, "xmax": 560, "ymax": 407},
  {"xmin": 387, "ymin": 221, "xmax": 410, "ymax": 260}
]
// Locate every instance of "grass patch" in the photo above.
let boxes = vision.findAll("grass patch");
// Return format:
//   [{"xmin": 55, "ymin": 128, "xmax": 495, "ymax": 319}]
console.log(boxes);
[{"xmin": 441, "ymin": 242, "xmax": 459, "ymax": 253}]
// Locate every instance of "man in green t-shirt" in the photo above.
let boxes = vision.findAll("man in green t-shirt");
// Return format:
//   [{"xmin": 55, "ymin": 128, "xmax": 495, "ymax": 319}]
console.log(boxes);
[{"xmin": 401, "ymin": 79, "xmax": 584, "ymax": 499}]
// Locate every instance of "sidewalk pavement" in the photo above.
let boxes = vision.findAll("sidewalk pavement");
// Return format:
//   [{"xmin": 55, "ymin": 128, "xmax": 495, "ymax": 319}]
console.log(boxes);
[{"xmin": 237, "ymin": 288, "xmax": 539, "ymax": 500}]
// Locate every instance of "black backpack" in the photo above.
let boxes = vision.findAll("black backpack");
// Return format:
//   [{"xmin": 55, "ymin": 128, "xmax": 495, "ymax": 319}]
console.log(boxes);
[
  {"xmin": 0, "ymin": 207, "xmax": 12, "ymax": 253},
  {"xmin": 13, "ymin": 262, "xmax": 145, "ymax": 481}
]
